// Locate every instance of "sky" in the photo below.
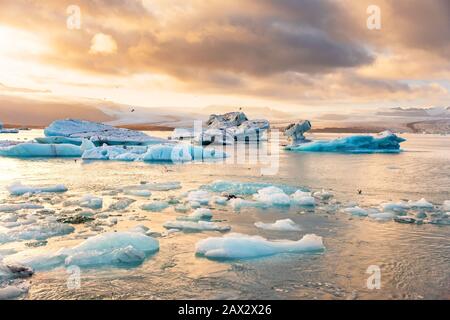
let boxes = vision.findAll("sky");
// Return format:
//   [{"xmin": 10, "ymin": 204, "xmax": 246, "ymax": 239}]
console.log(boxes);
[{"xmin": 0, "ymin": 0, "xmax": 449, "ymax": 119}]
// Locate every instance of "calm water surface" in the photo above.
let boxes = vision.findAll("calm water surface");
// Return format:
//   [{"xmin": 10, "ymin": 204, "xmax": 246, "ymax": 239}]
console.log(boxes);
[{"xmin": 0, "ymin": 130, "xmax": 448, "ymax": 299}]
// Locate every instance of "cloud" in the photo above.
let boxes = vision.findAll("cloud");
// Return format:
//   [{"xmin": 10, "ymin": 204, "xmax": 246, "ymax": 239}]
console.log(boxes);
[{"xmin": 89, "ymin": 33, "xmax": 118, "ymax": 55}]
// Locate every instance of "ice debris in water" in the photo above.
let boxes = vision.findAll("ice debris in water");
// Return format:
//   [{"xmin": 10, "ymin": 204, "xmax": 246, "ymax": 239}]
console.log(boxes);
[
  {"xmin": 177, "ymin": 208, "xmax": 213, "ymax": 222},
  {"xmin": 122, "ymin": 181, "xmax": 181, "ymax": 192},
  {"xmin": 44, "ymin": 119, "xmax": 167, "ymax": 146},
  {"xmin": 7, "ymin": 182, "xmax": 68, "ymax": 196},
  {"xmin": 4, "ymin": 231, "xmax": 159, "ymax": 270},
  {"xmin": 253, "ymin": 187, "xmax": 291, "ymax": 206},
  {"xmin": 254, "ymin": 219, "xmax": 301, "ymax": 231},
  {"xmin": 368, "ymin": 212, "xmax": 396, "ymax": 221},
  {"xmin": 313, "ymin": 190, "xmax": 334, "ymax": 200},
  {"xmin": 163, "ymin": 220, "xmax": 230, "ymax": 232},
  {"xmin": 108, "ymin": 198, "xmax": 135, "ymax": 211},
  {"xmin": 343, "ymin": 206, "xmax": 369, "ymax": 217},
  {"xmin": 0, "ymin": 285, "xmax": 27, "ymax": 300},
  {"xmin": 196, "ymin": 233, "xmax": 324, "ymax": 260},
  {"xmin": 0, "ymin": 143, "xmax": 82, "ymax": 158},
  {"xmin": 290, "ymin": 190, "xmax": 316, "ymax": 206},
  {"xmin": 285, "ymin": 131, "xmax": 405, "ymax": 153},
  {"xmin": 187, "ymin": 190, "xmax": 211, "ymax": 205},
  {"xmin": 201, "ymin": 180, "xmax": 299, "ymax": 195},
  {"xmin": 78, "ymin": 195, "xmax": 103, "ymax": 210},
  {"xmin": 407, "ymin": 198, "xmax": 433, "ymax": 209},
  {"xmin": 0, "ymin": 220, "xmax": 74, "ymax": 244},
  {"xmin": 0, "ymin": 203, "xmax": 44, "ymax": 213},
  {"xmin": 141, "ymin": 201, "xmax": 169, "ymax": 212}
]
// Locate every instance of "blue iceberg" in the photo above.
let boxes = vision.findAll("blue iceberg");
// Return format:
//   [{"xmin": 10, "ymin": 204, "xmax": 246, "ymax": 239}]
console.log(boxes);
[
  {"xmin": 0, "ymin": 143, "xmax": 82, "ymax": 158},
  {"xmin": 285, "ymin": 131, "xmax": 406, "ymax": 153}
]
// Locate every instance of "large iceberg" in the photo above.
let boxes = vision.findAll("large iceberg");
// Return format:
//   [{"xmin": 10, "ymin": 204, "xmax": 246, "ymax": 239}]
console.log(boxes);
[
  {"xmin": 44, "ymin": 119, "xmax": 168, "ymax": 146},
  {"xmin": 286, "ymin": 131, "xmax": 406, "ymax": 153},
  {"xmin": 284, "ymin": 121, "xmax": 312, "ymax": 145},
  {"xmin": 196, "ymin": 233, "xmax": 324, "ymax": 260}
]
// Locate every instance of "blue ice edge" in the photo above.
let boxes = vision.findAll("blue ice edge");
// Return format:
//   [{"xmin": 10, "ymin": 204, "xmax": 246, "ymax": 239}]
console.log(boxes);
[{"xmin": 285, "ymin": 131, "xmax": 406, "ymax": 154}]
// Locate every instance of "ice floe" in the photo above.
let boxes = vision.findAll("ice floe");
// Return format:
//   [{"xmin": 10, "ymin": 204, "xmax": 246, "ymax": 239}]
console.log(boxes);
[
  {"xmin": 0, "ymin": 203, "xmax": 44, "ymax": 213},
  {"xmin": 164, "ymin": 220, "xmax": 230, "ymax": 232},
  {"xmin": 7, "ymin": 182, "xmax": 68, "ymax": 196},
  {"xmin": 253, "ymin": 187, "xmax": 291, "ymax": 206},
  {"xmin": 285, "ymin": 131, "xmax": 405, "ymax": 153},
  {"xmin": 201, "ymin": 180, "xmax": 299, "ymax": 196},
  {"xmin": 254, "ymin": 219, "xmax": 301, "ymax": 231},
  {"xmin": 343, "ymin": 206, "xmax": 369, "ymax": 217},
  {"xmin": 0, "ymin": 220, "xmax": 74, "ymax": 244},
  {"xmin": 196, "ymin": 233, "xmax": 324, "ymax": 260},
  {"xmin": 187, "ymin": 190, "xmax": 211, "ymax": 205},
  {"xmin": 78, "ymin": 195, "xmax": 103, "ymax": 210}
]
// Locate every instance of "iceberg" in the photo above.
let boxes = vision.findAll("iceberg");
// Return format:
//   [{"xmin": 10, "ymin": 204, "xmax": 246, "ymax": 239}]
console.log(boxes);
[
  {"xmin": 163, "ymin": 220, "xmax": 230, "ymax": 232},
  {"xmin": 0, "ymin": 143, "xmax": 82, "ymax": 158},
  {"xmin": 286, "ymin": 131, "xmax": 406, "ymax": 153},
  {"xmin": 254, "ymin": 219, "xmax": 301, "ymax": 231},
  {"xmin": 408, "ymin": 198, "xmax": 433, "ymax": 209},
  {"xmin": 78, "ymin": 195, "xmax": 103, "ymax": 210},
  {"xmin": 195, "ymin": 233, "xmax": 324, "ymax": 260},
  {"xmin": 0, "ymin": 221, "xmax": 74, "ymax": 244},
  {"xmin": 343, "ymin": 206, "xmax": 369, "ymax": 217},
  {"xmin": 253, "ymin": 187, "xmax": 291, "ymax": 206},
  {"xmin": 290, "ymin": 190, "xmax": 316, "ymax": 206},
  {"xmin": 284, "ymin": 121, "xmax": 312, "ymax": 145},
  {"xmin": 229, "ymin": 198, "xmax": 268, "ymax": 211},
  {"xmin": 108, "ymin": 198, "xmax": 135, "ymax": 211},
  {"xmin": 7, "ymin": 182, "xmax": 68, "ymax": 196},
  {"xmin": 187, "ymin": 190, "xmax": 211, "ymax": 205},
  {"xmin": 44, "ymin": 119, "xmax": 167, "ymax": 146}
]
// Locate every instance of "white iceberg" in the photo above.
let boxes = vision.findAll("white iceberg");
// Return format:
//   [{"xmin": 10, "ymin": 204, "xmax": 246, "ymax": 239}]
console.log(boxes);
[
  {"xmin": 408, "ymin": 198, "xmax": 434, "ymax": 209},
  {"xmin": 313, "ymin": 189, "xmax": 334, "ymax": 200},
  {"xmin": 44, "ymin": 119, "xmax": 167, "ymax": 146},
  {"xmin": 286, "ymin": 131, "xmax": 406, "ymax": 153},
  {"xmin": 0, "ymin": 143, "xmax": 82, "ymax": 158},
  {"xmin": 163, "ymin": 220, "xmax": 230, "ymax": 232},
  {"xmin": 290, "ymin": 190, "xmax": 316, "ymax": 206},
  {"xmin": 284, "ymin": 121, "xmax": 312, "ymax": 145},
  {"xmin": 196, "ymin": 233, "xmax": 324, "ymax": 260},
  {"xmin": 7, "ymin": 182, "xmax": 68, "ymax": 196},
  {"xmin": 254, "ymin": 219, "xmax": 301, "ymax": 231},
  {"xmin": 380, "ymin": 201, "xmax": 410, "ymax": 213}
]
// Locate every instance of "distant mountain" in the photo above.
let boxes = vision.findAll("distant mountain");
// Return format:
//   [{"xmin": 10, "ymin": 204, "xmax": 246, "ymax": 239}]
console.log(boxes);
[{"xmin": 377, "ymin": 106, "xmax": 450, "ymax": 118}]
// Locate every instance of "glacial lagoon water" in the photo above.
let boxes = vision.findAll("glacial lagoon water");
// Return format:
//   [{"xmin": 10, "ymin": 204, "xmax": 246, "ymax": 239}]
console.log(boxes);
[{"xmin": 0, "ymin": 130, "xmax": 449, "ymax": 299}]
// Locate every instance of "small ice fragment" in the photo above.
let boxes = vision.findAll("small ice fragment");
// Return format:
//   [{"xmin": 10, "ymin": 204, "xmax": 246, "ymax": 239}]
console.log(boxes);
[
  {"xmin": 214, "ymin": 196, "xmax": 228, "ymax": 205},
  {"xmin": 343, "ymin": 206, "xmax": 368, "ymax": 217},
  {"xmin": 380, "ymin": 202, "xmax": 410, "ymax": 213},
  {"xmin": 368, "ymin": 212, "xmax": 396, "ymax": 221},
  {"xmin": 163, "ymin": 220, "xmax": 230, "ymax": 232},
  {"xmin": 187, "ymin": 190, "xmax": 211, "ymax": 205},
  {"xmin": 253, "ymin": 187, "xmax": 291, "ymax": 206},
  {"xmin": 0, "ymin": 286, "xmax": 25, "ymax": 300},
  {"xmin": 0, "ymin": 203, "xmax": 44, "ymax": 213},
  {"xmin": 254, "ymin": 219, "xmax": 301, "ymax": 231},
  {"xmin": 108, "ymin": 198, "xmax": 135, "ymax": 211},
  {"xmin": 196, "ymin": 233, "xmax": 324, "ymax": 260},
  {"xmin": 141, "ymin": 201, "xmax": 169, "ymax": 212},
  {"xmin": 291, "ymin": 190, "xmax": 316, "ymax": 206},
  {"xmin": 7, "ymin": 182, "xmax": 68, "ymax": 196},
  {"xmin": 313, "ymin": 190, "xmax": 334, "ymax": 200},
  {"xmin": 408, "ymin": 198, "xmax": 433, "ymax": 209},
  {"xmin": 177, "ymin": 208, "xmax": 213, "ymax": 222},
  {"xmin": 79, "ymin": 195, "xmax": 102, "ymax": 210}
]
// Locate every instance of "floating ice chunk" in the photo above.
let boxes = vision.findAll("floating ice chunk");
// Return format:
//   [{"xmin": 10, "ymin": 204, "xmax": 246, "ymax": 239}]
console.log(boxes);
[
  {"xmin": 368, "ymin": 212, "xmax": 396, "ymax": 221},
  {"xmin": 177, "ymin": 208, "xmax": 213, "ymax": 222},
  {"xmin": 0, "ymin": 222, "xmax": 74, "ymax": 244},
  {"xmin": 394, "ymin": 216, "xmax": 420, "ymax": 224},
  {"xmin": 45, "ymin": 119, "xmax": 167, "ymax": 146},
  {"xmin": 343, "ymin": 206, "xmax": 368, "ymax": 217},
  {"xmin": 3, "ymin": 251, "xmax": 65, "ymax": 270},
  {"xmin": 443, "ymin": 200, "xmax": 450, "ymax": 211},
  {"xmin": 0, "ymin": 286, "xmax": 26, "ymax": 300},
  {"xmin": 196, "ymin": 233, "xmax": 324, "ymax": 260},
  {"xmin": 201, "ymin": 180, "xmax": 299, "ymax": 195},
  {"xmin": 313, "ymin": 190, "xmax": 334, "ymax": 200},
  {"xmin": 141, "ymin": 201, "xmax": 169, "ymax": 212},
  {"xmin": 142, "ymin": 144, "xmax": 226, "ymax": 162},
  {"xmin": 213, "ymin": 196, "xmax": 228, "ymax": 205},
  {"xmin": 7, "ymin": 182, "xmax": 68, "ymax": 196},
  {"xmin": 78, "ymin": 195, "xmax": 102, "ymax": 210},
  {"xmin": 123, "ymin": 181, "xmax": 181, "ymax": 192},
  {"xmin": 253, "ymin": 187, "xmax": 291, "ymax": 206},
  {"xmin": 0, "ymin": 203, "xmax": 44, "ymax": 213},
  {"xmin": 254, "ymin": 219, "xmax": 301, "ymax": 231},
  {"xmin": 175, "ymin": 204, "xmax": 190, "ymax": 213},
  {"xmin": 229, "ymin": 198, "xmax": 268, "ymax": 211},
  {"xmin": 380, "ymin": 201, "xmax": 410, "ymax": 213},
  {"xmin": 187, "ymin": 190, "xmax": 211, "ymax": 205},
  {"xmin": 124, "ymin": 189, "xmax": 152, "ymax": 197},
  {"xmin": 163, "ymin": 220, "xmax": 230, "ymax": 232},
  {"xmin": 408, "ymin": 198, "xmax": 433, "ymax": 209},
  {"xmin": 0, "ymin": 143, "xmax": 82, "ymax": 158},
  {"xmin": 286, "ymin": 131, "xmax": 405, "ymax": 153},
  {"xmin": 108, "ymin": 198, "xmax": 135, "ymax": 211},
  {"xmin": 291, "ymin": 190, "xmax": 316, "ymax": 206}
]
